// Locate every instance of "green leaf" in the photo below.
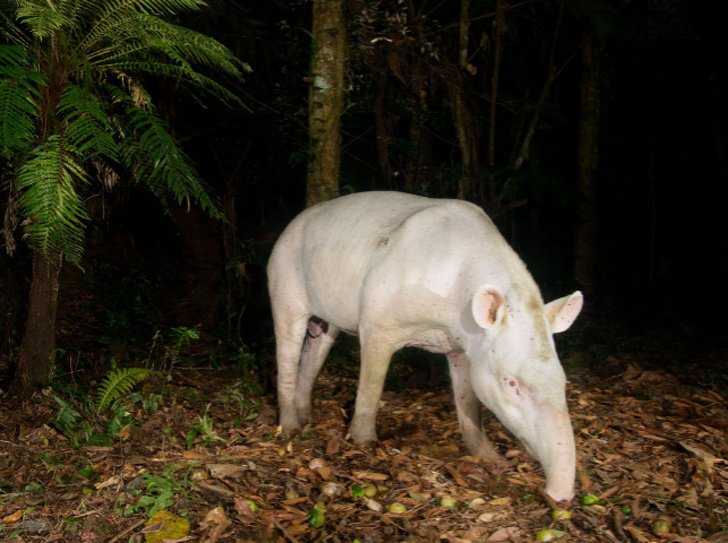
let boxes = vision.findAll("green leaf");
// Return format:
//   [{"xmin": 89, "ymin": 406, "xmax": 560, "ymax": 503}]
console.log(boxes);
[
  {"xmin": 57, "ymin": 84, "xmax": 120, "ymax": 160},
  {"xmin": 0, "ymin": 44, "xmax": 44, "ymax": 157},
  {"xmin": 83, "ymin": 10, "xmax": 247, "ymax": 106},
  {"xmin": 95, "ymin": 367, "xmax": 154, "ymax": 412},
  {"xmin": 16, "ymin": 1, "xmax": 74, "ymax": 38},
  {"xmin": 2, "ymin": 0, "xmax": 247, "ymax": 264},
  {"xmin": 119, "ymin": 101, "xmax": 221, "ymax": 218},
  {"xmin": 16, "ymin": 135, "xmax": 90, "ymax": 263}
]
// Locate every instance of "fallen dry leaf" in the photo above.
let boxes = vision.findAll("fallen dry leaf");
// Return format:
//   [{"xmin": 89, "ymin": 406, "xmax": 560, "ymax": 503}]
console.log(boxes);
[
  {"xmin": 199, "ymin": 506, "xmax": 232, "ymax": 543},
  {"xmin": 353, "ymin": 471, "xmax": 390, "ymax": 481},
  {"xmin": 487, "ymin": 526, "xmax": 522, "ymax": 541},
  {"xmin": 2, "ymin": 509, "xmax": 22, "ymax": 525}
]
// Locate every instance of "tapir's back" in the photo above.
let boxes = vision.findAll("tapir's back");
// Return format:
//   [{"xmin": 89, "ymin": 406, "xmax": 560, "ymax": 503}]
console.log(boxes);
[{"xmin": 267, "ymin": 191, "xmax": 529, "ymax": 333}]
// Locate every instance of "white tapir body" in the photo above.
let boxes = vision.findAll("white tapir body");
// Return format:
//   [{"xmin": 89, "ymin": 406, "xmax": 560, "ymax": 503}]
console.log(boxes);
[{"xmin": 267, "ymin": 191, "xmax": 583, "ymax": 501}]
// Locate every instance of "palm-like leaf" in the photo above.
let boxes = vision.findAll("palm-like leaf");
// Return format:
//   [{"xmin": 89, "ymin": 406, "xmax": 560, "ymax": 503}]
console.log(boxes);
[
  {"xmin": 0, "ymin": 0, "xmax": 247, "ymax": 262},
  {"xmin": 16, "ymin": 135, "xmax": 90, "ymax": 263},
  {"xmin": 121, "ymin": 100, "xmax": 221, "ymax": 218},
  {"xmin": 16, "ymin": 1, "xmax": 74, "ymax": 38},
  {"xmin": 0, "ymin": 45, "xmax": 44, "ymax": 157},
  {"xmin": 58, "ymin": 84, "xmax": 120, "ymax": 160},
  {"xmin": 84, "ymin": 11, "xmax": 248, "ymax": 105}
]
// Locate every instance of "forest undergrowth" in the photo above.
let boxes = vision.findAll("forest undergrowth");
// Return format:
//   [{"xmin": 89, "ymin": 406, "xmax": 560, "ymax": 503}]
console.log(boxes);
[{"xmin": 0, "ymin": 340, "xmax": 726, "ymax": 543}]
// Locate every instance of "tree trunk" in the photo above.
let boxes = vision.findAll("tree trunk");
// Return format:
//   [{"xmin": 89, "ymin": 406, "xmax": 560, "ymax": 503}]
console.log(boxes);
[
  {"xmin": 450, "ymin": 77, "xmax": 480, "ymax": 202},
  {"xmin": 574, "ymin": 33, "xmax": 600, "ymax": 296},
  {"xmin": 306, "ymin": 0, "xmax": 347, "ymax": 206},
  {"xmin": 451, "ymin": 0, "xmax": 481, "ymax": 203},
  {"xmin": 11, "ymin": 250, "xmax": 63, "ymax": 397}
]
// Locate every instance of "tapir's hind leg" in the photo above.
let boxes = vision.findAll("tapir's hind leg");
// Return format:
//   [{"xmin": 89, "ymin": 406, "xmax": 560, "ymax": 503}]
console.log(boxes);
[
  {"xmin": 272, "ymin": 308, "xmax": 310, "ymax": 434},
  {"xmin": 296, "ymin": 318, "xmax": 340, "ymax": 424},
  {"xmin": 447, "ymin": 352, "xmax": 502, "ymax": 463}
]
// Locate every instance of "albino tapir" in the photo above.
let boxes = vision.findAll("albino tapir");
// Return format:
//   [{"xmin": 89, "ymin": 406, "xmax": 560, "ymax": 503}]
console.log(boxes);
[{"xmin": 267, "ymin": 191, "xmax": 583, "ymax": 501}]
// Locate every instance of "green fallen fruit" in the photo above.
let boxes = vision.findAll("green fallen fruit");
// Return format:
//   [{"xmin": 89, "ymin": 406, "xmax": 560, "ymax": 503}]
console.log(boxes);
[
  {"xmin": 581, "ymin": 493, "xmax": 601, "ymax": 506},
  {"xmin": 551, "ymin": 508, "xmax": 572, "ymax": 521},
  {"xmin": 535, "ymin": 528, "xmax": 565, "ymax": 542},
  {"xmin": 350, "ymin": 484, "xmax": 365, "ymax": 498},
  {"xmin": 363, "ymin": 484, "xmax": 378, "ymax": 498},
  {"xmin": 244, "ymin": 499, "xmax": 259, "ymax": 513},
  {"xmin": 308, "ymin": 501, "xmax": 326, "ymax": 528},
  {"xmin": 620, "ymin": 505, "xmax": 632, "ymax": 516},
  {"xmin": 651, "ymin": 517, "xmax": 671, "ymax": 535},
  {"xmin": 387, "ymin": 502, "xmax": 407, "ymax": 514},
  {"xmin": 439, "ymin": 496, "xmax": 457, "ymax": 508}
]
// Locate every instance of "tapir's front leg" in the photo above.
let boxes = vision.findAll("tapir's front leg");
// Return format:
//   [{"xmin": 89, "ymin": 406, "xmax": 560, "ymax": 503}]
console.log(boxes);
[
  {"xmin": 447, "ymin": 352, "xmax": 502, "ymax": 463},
  {"xmin": 348, "ymin": 335, "xmax": 397, "ymax": 445}
]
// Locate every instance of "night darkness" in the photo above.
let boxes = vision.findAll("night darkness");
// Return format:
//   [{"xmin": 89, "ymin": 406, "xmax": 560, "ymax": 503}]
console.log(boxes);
[{"xmin": 2, "ymin": 0, "xmax": 727, "ymax": 371}]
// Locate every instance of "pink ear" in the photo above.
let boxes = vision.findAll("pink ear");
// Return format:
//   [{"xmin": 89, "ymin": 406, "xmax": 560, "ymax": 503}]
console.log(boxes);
[
  {"xmin": 472, "ymin": 284, "xmax": 506, "ymax": 329},
  {"xmin": 544, "ymin": 291, "xmax": 583, "ymax": 333}
]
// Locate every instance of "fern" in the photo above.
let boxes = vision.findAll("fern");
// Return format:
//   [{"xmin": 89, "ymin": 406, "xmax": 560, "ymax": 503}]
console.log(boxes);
[
  {"xmin": 0, "ymin": 0, "xmax": 246, "ymax": 263},
  {"xmin": 95, "ymin": 367, "xmax": 154, "ymax": 412},
  {"xmin": 120, "ymin": 100, "xmax": 222, "ymax": 218},
  {"xmin": 0, "ymin": 45, "xmax": 44, "ymax": 157},
  {"xmin": 58, "ymin": 84, "xmax": 120, "ymax": 161},
  {"xmin": 16, "ymin": 135, "xmax": 90, "ymax": 263}
]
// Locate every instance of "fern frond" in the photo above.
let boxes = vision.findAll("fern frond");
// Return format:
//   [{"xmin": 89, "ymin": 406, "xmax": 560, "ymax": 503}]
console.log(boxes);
[
  {"xmin": 119, "ymin": 100, "xmax": 221, "ymax": 218},
  {"xmin": 16, "ymin": 0, "xmax": 74, "ymax": 38},
  {"xmin": 0, "ymin": 44, "xmax": 44, "ymax": 157},
  {"xmin": 84, "ymin": 11, "xmax": 247, "ymax": 106},
  {"xmin": 4, "ymin": 0, "xmax": 245, "ymax": 264},
  {"xmin": 100, "ymin": 0, "xmax": 208, "ymax": 18},
  {"xmin": 79, "ymin": 0, "xmax": 208, "ymax": 54},
  {"xmin": 95, "ymin": 367, "xmax": 154, "ymax": 412},
  {"xmin": 16, "ymin": 135, "xmax": 90, "ymax": 263},
  {"xmin": 58, "ymin": 83, "xmax": 120, "ymax": 160},
  {"xmin": 0, "ymin": 2, "xmax": 25, "ymax": 44}
]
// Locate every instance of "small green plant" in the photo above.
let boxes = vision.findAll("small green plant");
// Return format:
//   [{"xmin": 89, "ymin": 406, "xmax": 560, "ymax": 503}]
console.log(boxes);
[
  {"xmin": 95, "ymin": 367, "xmax": 154, "ymax": 412},
  {"xmin": 127, "ymin": 391, "xmax": 163, "ymax": 414},
  {"xmin": 105, "ymin": 404, "xmax": 134, "ymax": 439},
  {"xmin": 53, "ymin": 396, "xmax": 94, "ymax": 448},
  {"xmin": 230, "ymin": 346, "xmax": 264, "ymax": 398},
  {"xmin": 121, "ymin": 466, "xmax": 188, "ymax": 517},
  {"xmin": 186, "ymin": 411, "xmax": 226, "ymax": 449},
  {"xmin": 52, "ymin": 365, "xmax": 155, "ymax": 447},
  {"xmin": 147, "ymin": 326, "xmax": 200, "ymax": 370},
  {"xmin": 170, "ymin": 326, "xmax": 199, "ymax": 354},
  {"xmin": 221, "ymin": 386, "xmax": 259, "ymax": 423}
]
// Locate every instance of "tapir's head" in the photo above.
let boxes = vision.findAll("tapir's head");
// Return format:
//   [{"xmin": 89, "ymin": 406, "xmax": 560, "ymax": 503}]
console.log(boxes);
[{"xmin": 468, "ymin": 284, "xmax": 583, "ymax": 502}]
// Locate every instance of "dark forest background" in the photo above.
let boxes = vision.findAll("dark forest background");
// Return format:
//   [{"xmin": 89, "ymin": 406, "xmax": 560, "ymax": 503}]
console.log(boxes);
[{"xmin": 1, "ymin": 0, "xmax": 727, "ymax": 388}]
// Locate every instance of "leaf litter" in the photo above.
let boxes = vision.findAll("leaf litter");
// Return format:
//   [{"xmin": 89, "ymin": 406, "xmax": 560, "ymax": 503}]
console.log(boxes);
[{"xmin": 0, "ymin": 347, "xmax": 726, "ymax": 542}]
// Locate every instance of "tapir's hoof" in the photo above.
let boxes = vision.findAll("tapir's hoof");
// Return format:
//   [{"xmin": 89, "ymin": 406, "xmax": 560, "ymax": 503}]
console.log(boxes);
[
  {"xmin": 278, "ymin": 419, "xmax": 302, "ymax": 438},
  {"xmin": 478, "ymin": 455, "xmax": 510, "ymax": 475},
  {"xmin": 346, "ymin": 430, "xmax": 378, "ymax": 448},
  {"xmin": 467, "ymin": 441, "xmax": 506, "ymax": 466}
]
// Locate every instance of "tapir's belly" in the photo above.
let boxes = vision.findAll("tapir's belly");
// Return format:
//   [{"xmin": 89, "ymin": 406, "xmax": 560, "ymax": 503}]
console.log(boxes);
[{"xmin": 405, "ymin": 328, "xmax": 457, "ymax": 354}]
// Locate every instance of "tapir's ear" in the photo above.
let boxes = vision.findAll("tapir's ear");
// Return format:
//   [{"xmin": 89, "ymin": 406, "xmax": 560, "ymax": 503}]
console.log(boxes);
[
  {"xmin": 472, "ymin": 284, "xmax": 506, "ymax": 329},
  {"xmin": 544, "ymin": 291, "xmax": 583, "ymax": 333}
]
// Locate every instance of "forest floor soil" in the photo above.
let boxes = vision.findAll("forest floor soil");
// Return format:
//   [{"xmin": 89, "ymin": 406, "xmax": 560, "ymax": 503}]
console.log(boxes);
[{"xmin": 0, "ymin": 342, "xmax": 726, "ymax": 542}]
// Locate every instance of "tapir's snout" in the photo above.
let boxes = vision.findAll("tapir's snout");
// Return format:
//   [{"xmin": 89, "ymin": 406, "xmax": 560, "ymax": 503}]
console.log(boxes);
[{"xmin": 535, "ymin": 404, "xmax": 576, "ymax": 503}]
